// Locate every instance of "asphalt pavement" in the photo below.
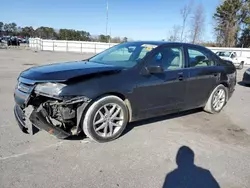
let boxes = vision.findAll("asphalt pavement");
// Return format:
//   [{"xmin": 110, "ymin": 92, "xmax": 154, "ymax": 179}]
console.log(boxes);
[{"xmin": 0, "ymin": 49, "xmax": 250, "ymax": 188}]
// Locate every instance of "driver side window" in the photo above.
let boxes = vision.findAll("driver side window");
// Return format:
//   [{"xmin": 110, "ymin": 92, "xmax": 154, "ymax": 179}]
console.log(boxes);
[{"xmin": 150, "ymin": 47, "xmax": 183, "ymax": 70}]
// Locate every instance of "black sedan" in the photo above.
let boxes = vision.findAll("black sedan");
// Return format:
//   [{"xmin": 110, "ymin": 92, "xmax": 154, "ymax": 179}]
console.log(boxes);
[
  {"xmin": 242, "ymin": 68, "xmax": 250, "ymax": 85},
  {"xmin": 14, "ymin": 42, "xmax": 236, "ymax": 142}
]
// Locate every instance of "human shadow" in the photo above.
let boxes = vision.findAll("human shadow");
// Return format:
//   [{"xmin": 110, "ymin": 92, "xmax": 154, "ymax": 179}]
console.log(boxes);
[{"xmin": 163, "ymin": 146, "xmax": 220, "ymax": 188}]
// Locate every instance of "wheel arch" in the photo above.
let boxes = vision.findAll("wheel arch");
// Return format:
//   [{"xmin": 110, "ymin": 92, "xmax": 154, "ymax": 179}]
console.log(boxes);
[
  {"xmin": 220, "ymin": 81, "xmax": 229, "ymax": 88},
  {"xmin": 205, "ymin": 82, "xmax": 229, "ymax": 106},
  {"xmin": 84, "ymin": 92, "xmax": 133, "ymax": 122}
]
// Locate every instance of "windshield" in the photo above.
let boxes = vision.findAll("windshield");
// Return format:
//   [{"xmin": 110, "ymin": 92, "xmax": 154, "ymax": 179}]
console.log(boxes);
[
  {"xmin": 89, "ymin": 42, "xmax": 159, "ymax": 68},
  {"xmin": 216, "ymin": 51, "xmax": 231, "ymax": 57}
]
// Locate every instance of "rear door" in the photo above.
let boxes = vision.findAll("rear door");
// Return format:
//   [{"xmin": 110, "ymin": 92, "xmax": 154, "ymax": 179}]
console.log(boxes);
[{"xmin": 185, "ymin": 46, "xmax": 221, "ymax": 108}]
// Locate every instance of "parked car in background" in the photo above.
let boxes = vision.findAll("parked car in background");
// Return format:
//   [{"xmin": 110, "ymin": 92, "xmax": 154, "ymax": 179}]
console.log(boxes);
[
  {"xmin": 7, "ymin": 37, "xmax": 20, "ymax": 46},
  {"xmin": 0, "ymin": 37, "xmax": 7, "ymax": 49},
  {"xmin": 14, "ymin": 42, "xmax": 236, "ymax": 143},
  {"xmin": 216, "ymin": 51, "xmax": 246, "ymax": 69},
  {"xmin": 17, "ymin": 36, "xmax": 29, "ymax": 43},
  {"xmin": 242, "ymin": 68, "xmax": 250, "ymax": 85},
  {"xmin": 22, "ymin": 38, "xmax": 28, "ymax": 43},
  {"xmin": 1, "ymin": 36, "xmax": 10, "ymax": 42}
]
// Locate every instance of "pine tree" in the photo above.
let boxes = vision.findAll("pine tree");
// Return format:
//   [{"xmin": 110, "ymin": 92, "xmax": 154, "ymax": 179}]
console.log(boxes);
[{"xmin": 213, "ymin": 0, "xmax": 243, "ymax": 47}]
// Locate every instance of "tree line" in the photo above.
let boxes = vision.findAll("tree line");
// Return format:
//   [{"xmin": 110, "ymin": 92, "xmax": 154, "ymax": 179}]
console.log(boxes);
[
  {"xmin": 0, "ymin": 22, "xmax": 128, "ymax": 43},
  {"xmin": 1, "ymin": 0, "xmax": 249, "ymax": 47},
  {"xmin": 214, "ymin": 0, "xmax": 249, "ymax": 47},
  {"xmin": 167, "ymin": 0, "xmax": 250, "ymax": 47},
  {"xmin": 167, "ymin": 3, "xmax": 206, "ymax": 44}
]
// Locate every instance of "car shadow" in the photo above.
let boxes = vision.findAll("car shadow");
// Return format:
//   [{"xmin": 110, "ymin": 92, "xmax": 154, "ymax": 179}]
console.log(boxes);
[
  {"xmin": 67, "ymin": 108, "xmax": 202, "ymax": 141},
  {"xmin": 162, "ymin": 146, "xmax": 220, "ymax": 188},
  {"xmin": 122, "ymin": 108, "xmax": 202, "ymax": 136},
  {"xmin": 66, "ymin": 131, "xmax": 86, "ymax": 141},
  {"xmin": 238, "ymin": 81, "xmax": 250, "ymax": 87}
]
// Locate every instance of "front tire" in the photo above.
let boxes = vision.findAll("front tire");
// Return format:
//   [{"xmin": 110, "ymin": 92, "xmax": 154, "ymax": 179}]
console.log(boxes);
[
  {"xmin": 82, "ymin": 95, "xmax": 129, "ymax": 143},
  {"xmin": 204, "ymin": 84, "xmax": 228, "ymax": 114}
]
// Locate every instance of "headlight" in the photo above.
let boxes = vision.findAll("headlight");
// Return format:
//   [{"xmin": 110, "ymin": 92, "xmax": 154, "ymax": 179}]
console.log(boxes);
[
  {"xmin": 246, "ymin": 70, "xmax": 250, "ymax": 75},
  {"xmin": 34, "ymin": 83, "xmax": 66, "ymax": 96}
]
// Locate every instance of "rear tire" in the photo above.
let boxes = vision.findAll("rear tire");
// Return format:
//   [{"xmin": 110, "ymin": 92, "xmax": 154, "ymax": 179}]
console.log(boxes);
[
  {"xmin": 82, "ymin": 95, "xmax": 129, "ymax": 143},
  {"xmin": 204, "ymin": 84, "xmax": 228, "ymax": 114}
]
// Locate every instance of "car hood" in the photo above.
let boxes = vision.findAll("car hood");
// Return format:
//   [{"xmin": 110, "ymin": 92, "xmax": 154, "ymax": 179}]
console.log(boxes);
[{"xmin": 20, "ymin": 61, "xmax": 123, "ymax": 82}]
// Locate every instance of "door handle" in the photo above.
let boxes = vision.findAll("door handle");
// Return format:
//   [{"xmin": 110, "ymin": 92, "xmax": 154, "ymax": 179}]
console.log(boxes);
[{"xmin": 178, "ymin": 72, "xmax": 184, "ymax": 81}]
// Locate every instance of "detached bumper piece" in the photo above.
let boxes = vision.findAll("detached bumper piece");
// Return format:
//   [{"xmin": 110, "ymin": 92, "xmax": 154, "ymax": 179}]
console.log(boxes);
[
  {"xmin": 14, "ymin": 105, "xmax": 71, "ymax": 139},
  {"xmin": 29, "ymin": 108, "xmax": 71, "ymax": 139}
]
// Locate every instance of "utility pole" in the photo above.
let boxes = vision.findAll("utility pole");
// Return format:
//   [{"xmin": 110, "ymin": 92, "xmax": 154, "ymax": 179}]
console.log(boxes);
[
  {"xmin": 109, "ymin": 27, "xmax": 111, "ymax": 44},
  {"xmin": 106, "ymin": 0, "xmax": 109, "ymax": 43}
]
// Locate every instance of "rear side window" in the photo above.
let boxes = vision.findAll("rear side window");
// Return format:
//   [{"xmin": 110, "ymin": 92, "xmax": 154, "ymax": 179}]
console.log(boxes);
[{"xmin": 188, "ymin": 48, "xmax": 215, "ymax": 67}]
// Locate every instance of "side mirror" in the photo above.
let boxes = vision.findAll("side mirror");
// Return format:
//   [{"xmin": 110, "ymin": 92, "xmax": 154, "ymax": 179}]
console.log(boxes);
[
  {"xmin": 127, "ymin": 47, "xmax": 135, "ymax": 53},
  {"xmin": 147, "ymin": 65, "xmax": 164, "ymax": 74},
  {"xmin": 195, "ymin": 55, "xmax": 206, "ymax": 62}
]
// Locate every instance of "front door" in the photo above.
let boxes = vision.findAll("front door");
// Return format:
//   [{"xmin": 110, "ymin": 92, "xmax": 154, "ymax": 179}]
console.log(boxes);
[{"xmin": 133, "ymin": 44, "xmax": 188, "ymax": 119}]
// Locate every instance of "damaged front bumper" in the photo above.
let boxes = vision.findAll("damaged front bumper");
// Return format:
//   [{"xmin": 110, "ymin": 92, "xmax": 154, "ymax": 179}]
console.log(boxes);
[
  {"xmin": 14, "ymin": 77, "xmax": 90, "ymax": 139},
  {"xmin": 14, "ymin": 104, "xmax": 71, "ymax": 139}
]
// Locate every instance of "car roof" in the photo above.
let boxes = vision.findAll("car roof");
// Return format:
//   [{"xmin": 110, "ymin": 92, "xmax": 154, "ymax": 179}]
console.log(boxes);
[{"xmin": 125, "ymin": 41, "xmax": 205, "ymax": 48}]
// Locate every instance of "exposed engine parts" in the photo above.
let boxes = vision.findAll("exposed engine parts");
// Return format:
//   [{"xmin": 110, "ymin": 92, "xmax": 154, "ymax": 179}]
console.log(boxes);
[
  {"xmin": 23, "ymin": 96, "xmax": 90, "ymax": 137},
  {"xmin": 43, "ymin": 101, "xmax": 76, "ymax": 121}
]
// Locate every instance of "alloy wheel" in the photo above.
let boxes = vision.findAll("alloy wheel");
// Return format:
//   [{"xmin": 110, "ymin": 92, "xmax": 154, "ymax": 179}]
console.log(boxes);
[
  {"xmin": 212, "ymin": 89, "xmax": 226, "ymax": 111},
  {"xmin": 93, "ymin": 103, "xmax": 124, "ymax": 138}
]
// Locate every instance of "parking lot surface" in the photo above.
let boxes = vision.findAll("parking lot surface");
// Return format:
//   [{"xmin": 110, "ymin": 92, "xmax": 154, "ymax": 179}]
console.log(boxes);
[{"xmin": 0, "ymin": 49, "xmax": 250, "ymax": 188}]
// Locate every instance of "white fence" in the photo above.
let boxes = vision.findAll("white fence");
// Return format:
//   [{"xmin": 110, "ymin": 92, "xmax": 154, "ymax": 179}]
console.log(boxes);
[
  {"xmin": 29, "ymin": 38, "xmax": 250, "ymax": 65},
  {"xmin": 29, "ymin": 38, "xmax": 117, "ymax": 54}
]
